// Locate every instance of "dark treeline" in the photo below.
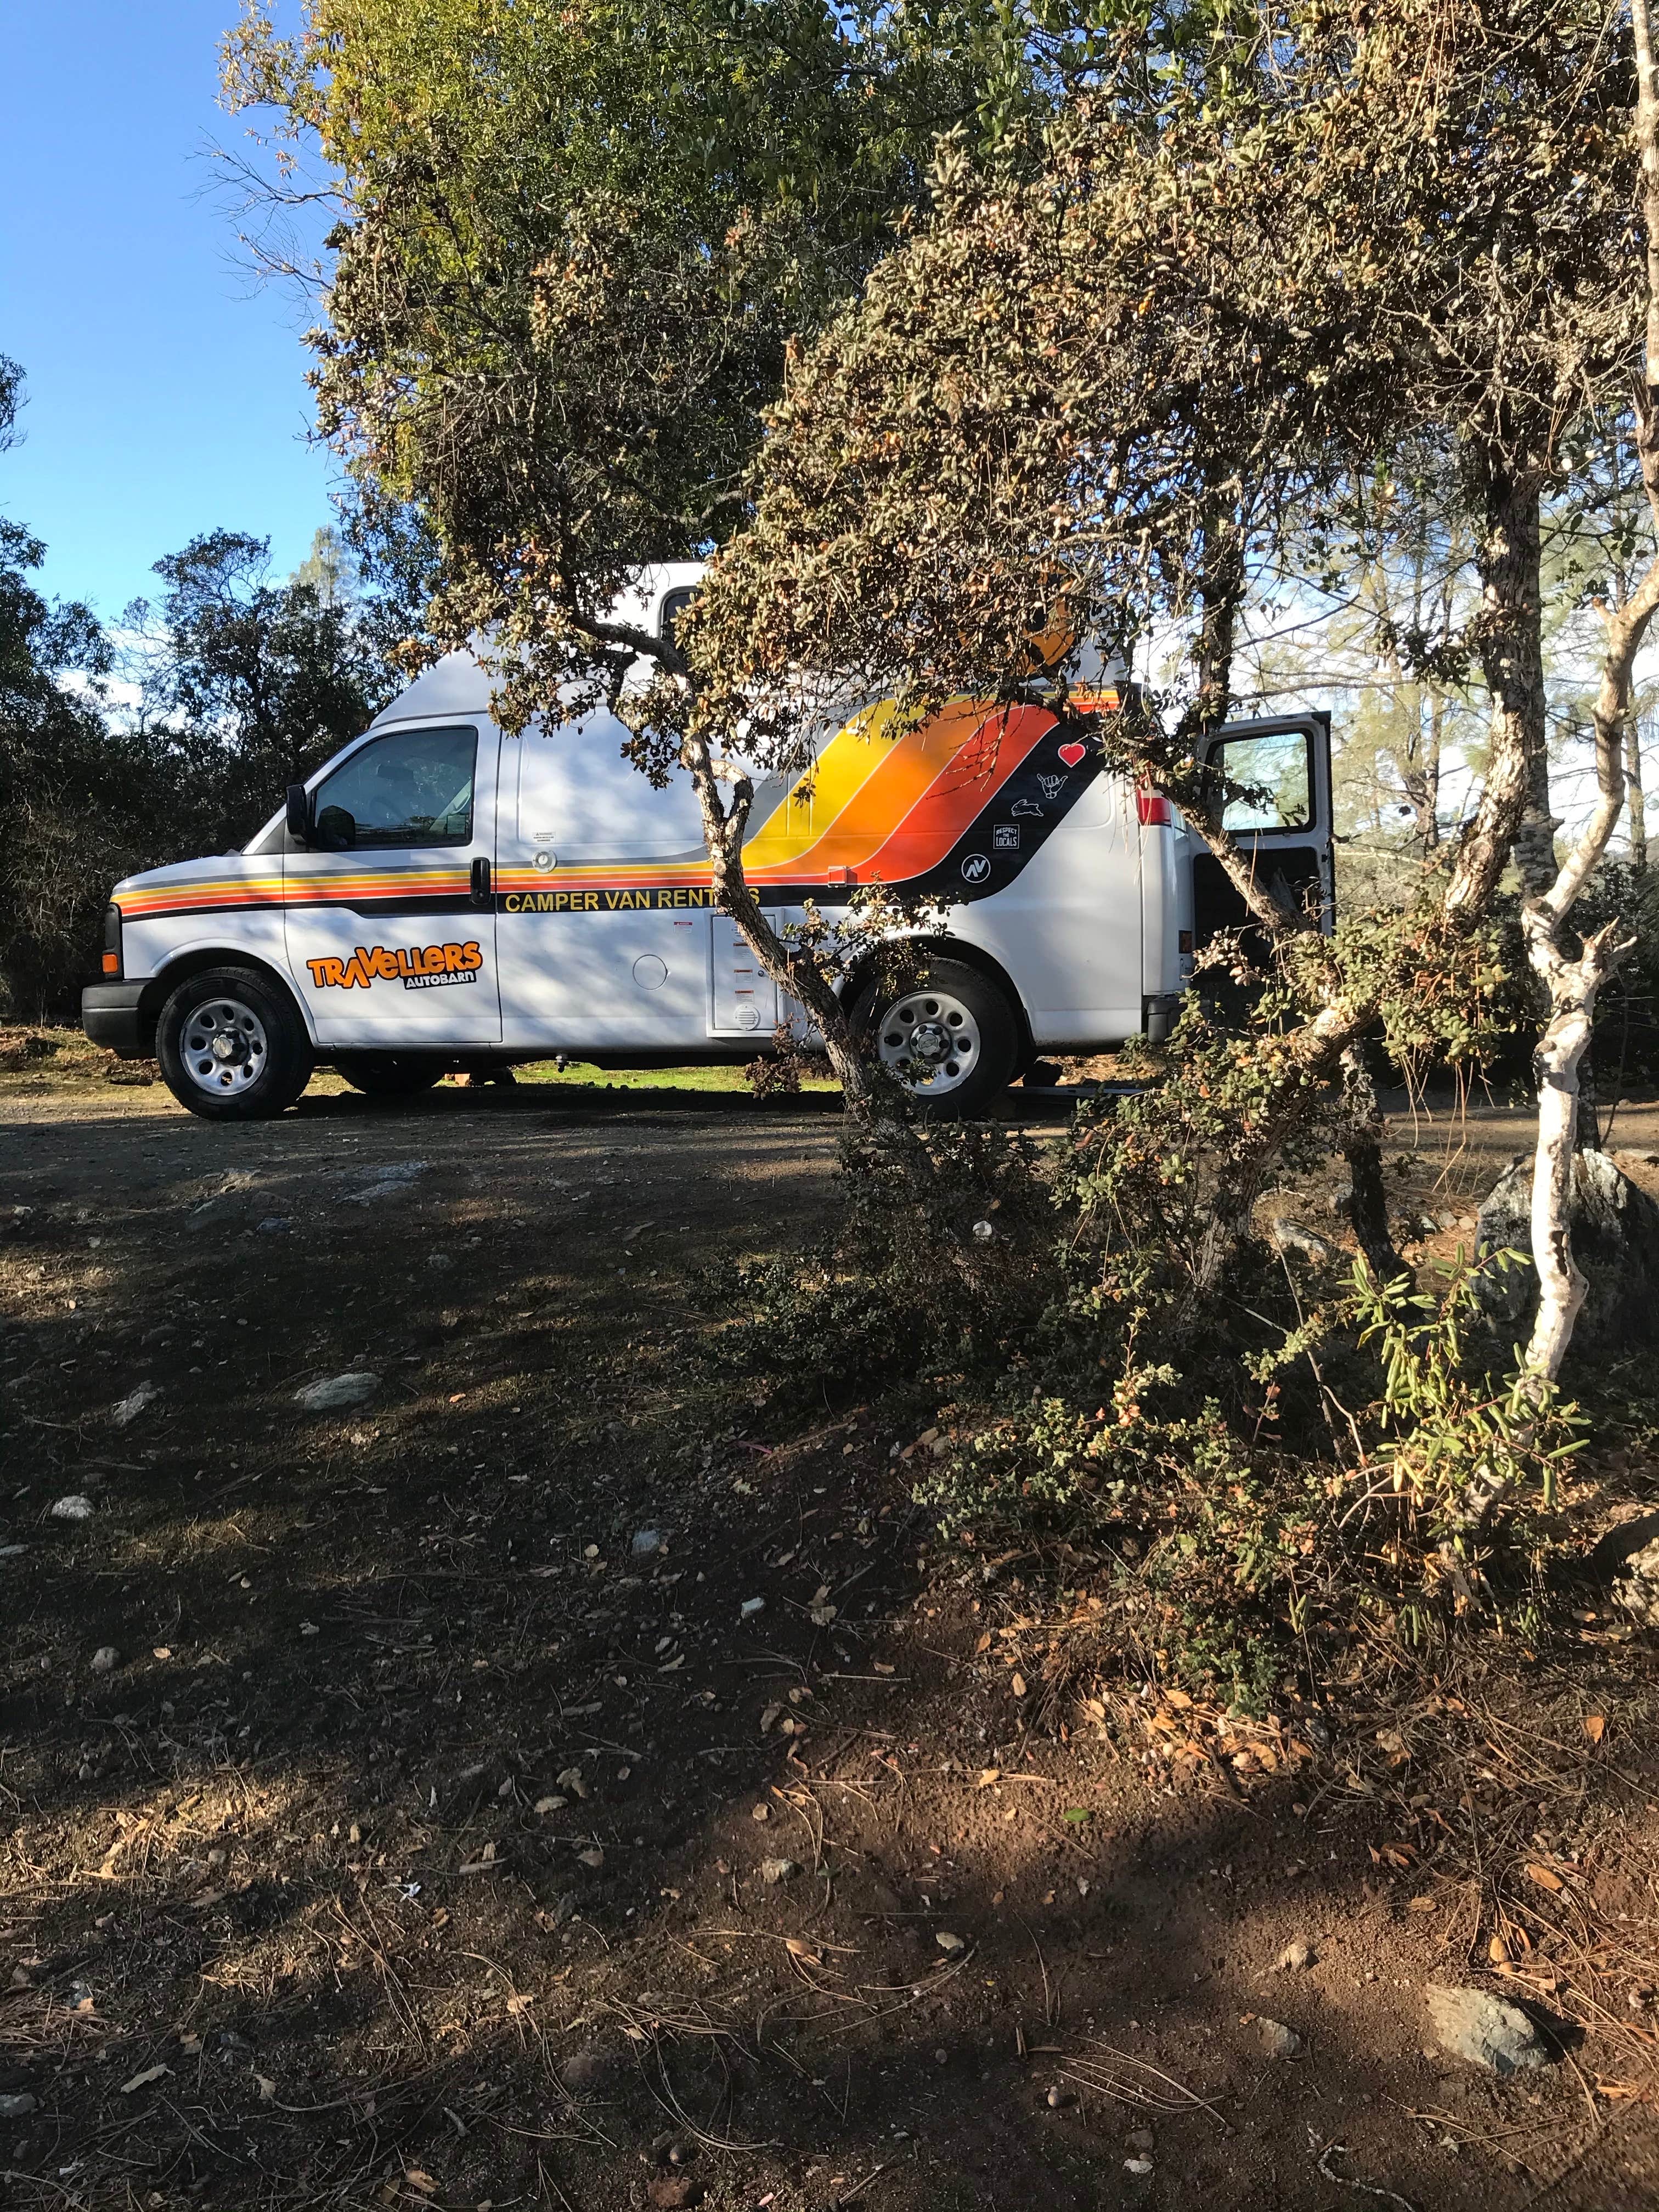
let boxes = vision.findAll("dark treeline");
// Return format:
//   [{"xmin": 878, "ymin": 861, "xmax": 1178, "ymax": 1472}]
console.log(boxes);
[{"xmin": 0, "ymin": 357, "xmax": 431, "ymax": 1022}]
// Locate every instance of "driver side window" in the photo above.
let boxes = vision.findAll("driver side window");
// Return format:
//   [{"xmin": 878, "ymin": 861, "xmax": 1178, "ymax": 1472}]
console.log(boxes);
[{"xmin": 312, "ymin": 725, "xmax": 477, "ymax": 850}]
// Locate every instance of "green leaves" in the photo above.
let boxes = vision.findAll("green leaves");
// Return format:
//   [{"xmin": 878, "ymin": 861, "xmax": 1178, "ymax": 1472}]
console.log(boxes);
[{"xmin": 1351, "ymin": 1251, "xmax": 1588, "ymax": 1532}]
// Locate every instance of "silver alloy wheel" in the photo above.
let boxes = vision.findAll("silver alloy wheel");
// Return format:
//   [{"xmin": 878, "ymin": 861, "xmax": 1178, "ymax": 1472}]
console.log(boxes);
[
  {"xmin": 876, "ymin": 988, "xmax": 981, "ymax": 1096},
  {"xmin": 179, "ymin": 995, "xmax": 270, "ymax": 1098}
]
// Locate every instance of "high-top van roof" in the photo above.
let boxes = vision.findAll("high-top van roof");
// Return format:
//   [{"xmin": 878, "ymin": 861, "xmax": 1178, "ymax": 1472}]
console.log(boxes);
[{"xmin": 370, "ymin": 562, "xmax": 707, "ymax": 730}]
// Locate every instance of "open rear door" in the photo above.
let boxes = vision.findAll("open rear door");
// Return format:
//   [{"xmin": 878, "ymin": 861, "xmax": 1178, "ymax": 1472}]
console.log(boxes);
[{"xmin": 1189, "ymin": 710, "xmax": 1334, "ymax": 949}]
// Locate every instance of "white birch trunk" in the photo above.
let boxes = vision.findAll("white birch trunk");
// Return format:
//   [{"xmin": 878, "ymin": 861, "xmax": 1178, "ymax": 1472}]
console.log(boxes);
[
  {"xmin": 1458, "ymin": 0, "xmax": 1659, "ymax": 1525},
  {"xmin": 1513, "ymin": 0, "xmax": 1659, "ymax": 1390}
]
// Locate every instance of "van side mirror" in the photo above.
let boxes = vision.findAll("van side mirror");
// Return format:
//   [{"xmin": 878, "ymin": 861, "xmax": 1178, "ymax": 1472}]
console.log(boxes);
[{"xmin": 285, "ymin": 784, "xmax": 313, "ymax": 844}]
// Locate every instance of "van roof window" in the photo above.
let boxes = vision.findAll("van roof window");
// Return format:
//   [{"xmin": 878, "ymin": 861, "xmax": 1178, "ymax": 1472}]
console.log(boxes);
[{"xmin": 659, "ymin": 586, "xmax": 698, "ymax": 642}]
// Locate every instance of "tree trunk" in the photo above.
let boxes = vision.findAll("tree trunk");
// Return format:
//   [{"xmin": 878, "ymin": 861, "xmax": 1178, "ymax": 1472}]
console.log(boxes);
[
  {"xmin": 1513, "ymin": 0, "xmax": 1659, "ymax": 1391},
  {"xmin": 1420, "ymin": 689, "xmax": 1444, "ymax": 851},
  {"xmin": 1341, "ymin": 1045, "xmax": 1401, "ymax": 1282},
  {"xmin": 1458, "ymin": 7, "xmax": 1659, "ymax": 1537},
  {"xmin": 1195, "ymin": 521, "xmax": 1243, "ymax": 735},
  {"xmin": 1447, "ymin": 460, "xmax": 1547, "ymax": 921},
  {"xmin": 1520, "ymin": 923, "xmax": 1625, "ymax": 1381},
  {"xmin": 1628, "ymin": 708, "xmax": 1649, "ymax": 873},
  {"xmin": 680, "ymin": 729, "xmax": 905, "ymax": 1130}
]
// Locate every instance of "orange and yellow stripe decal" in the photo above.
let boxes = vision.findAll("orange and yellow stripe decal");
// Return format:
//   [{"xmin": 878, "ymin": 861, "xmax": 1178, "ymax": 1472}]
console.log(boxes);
[
  {"xmin": 116, "ymin": 868, "xmax": 472, "ymax": 920},
  {"xmin": 117, "ymin": 872, "xmax": 286, "ymax": 918},
  {"xmin": 121, "ymin": 687, "xmax": 1122, "ymax": 921},
  {"xmin": 495, "ymin": 694, "xmax": 1097, "ymax": 900},
  {"xmin": 831, "ymin": 703, "xmax": 1053, "ymax": 887}
]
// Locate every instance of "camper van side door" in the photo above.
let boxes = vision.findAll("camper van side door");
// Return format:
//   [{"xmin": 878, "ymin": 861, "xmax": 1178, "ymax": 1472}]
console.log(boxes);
[
  {"xmin": 496, "ymin": 716, "xmax": 712, "ymax": 1050},
  {"xmin": 283, "ymin": 721, "xmax": 504, "ymax": 1045},
  {"xmin": 1189, "ymin": 712, "xmax": 1334, "ymax": 948}
]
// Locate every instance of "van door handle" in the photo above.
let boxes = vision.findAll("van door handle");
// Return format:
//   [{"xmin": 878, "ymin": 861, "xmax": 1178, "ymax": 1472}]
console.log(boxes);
[{"xmin": 470, "ymin": 857, "xmax": 492, "ymax": 908}]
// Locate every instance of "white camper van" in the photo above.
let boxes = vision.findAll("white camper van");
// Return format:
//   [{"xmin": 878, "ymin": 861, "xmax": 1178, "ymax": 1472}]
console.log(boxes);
[{"xmin": 82, "ymin": 567, "xmax": 1333, "ymax": 1120}]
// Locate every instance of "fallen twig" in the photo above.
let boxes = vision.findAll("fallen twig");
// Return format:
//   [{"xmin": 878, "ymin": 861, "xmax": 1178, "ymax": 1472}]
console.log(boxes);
[{"xmin": 1312, "ymin": 2131, "xmax": 1419, "ymax": 2210}]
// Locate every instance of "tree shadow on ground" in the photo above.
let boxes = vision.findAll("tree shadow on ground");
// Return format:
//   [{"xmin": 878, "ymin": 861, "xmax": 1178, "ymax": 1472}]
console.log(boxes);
[{"xmin": 3, "ymin": 1092, "xmax": 1659, "ymax": 2209}]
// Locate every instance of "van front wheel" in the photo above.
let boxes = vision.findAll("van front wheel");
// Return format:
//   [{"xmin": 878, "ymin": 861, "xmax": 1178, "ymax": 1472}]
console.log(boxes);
[
  {"xmin": 851, "ymin": 960, "xmax": 1019, "ymax": 1116},
  {"xmin": 157, "ymin": 967, "xmax": 314, "ymax": 1121}
]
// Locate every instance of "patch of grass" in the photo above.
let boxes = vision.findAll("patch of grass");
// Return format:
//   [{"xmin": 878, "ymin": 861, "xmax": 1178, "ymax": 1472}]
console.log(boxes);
[
  {"xmin": 514, "ymin": 1058, "xmax": 839, "ymax": 1093},
  {"xmin": 0, "ymin": 1027, "xmax": 843, "ymax": 1102},
  {"xmin": 0, "ymin": 1024, "xmax": 146, "ymax": 1088}
]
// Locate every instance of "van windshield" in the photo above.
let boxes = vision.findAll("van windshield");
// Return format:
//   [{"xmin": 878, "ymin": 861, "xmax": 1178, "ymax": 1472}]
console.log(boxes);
[{"xmin": 312, "ymin": 725, "xmax": 477, "ymax": 849}]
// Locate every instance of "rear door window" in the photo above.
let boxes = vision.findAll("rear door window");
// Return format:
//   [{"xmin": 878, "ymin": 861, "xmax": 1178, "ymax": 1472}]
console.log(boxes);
[{"xmin": 1214, "ymin": 729, "xmax": 1312, "ymax": 832}]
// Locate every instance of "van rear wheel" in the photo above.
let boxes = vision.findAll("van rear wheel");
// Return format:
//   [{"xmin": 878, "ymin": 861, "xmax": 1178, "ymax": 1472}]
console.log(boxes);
[
  {"xmin": 157, "ymin": 967, "xmax": 314, "ymax": 1121},
  {"xmin": 334, "ymin": 1054, "xmax": 444, "ymax": 1098},
  {"xmin": 851, "ymin": 960, "xmax": 1019, "ymax": 1116}
]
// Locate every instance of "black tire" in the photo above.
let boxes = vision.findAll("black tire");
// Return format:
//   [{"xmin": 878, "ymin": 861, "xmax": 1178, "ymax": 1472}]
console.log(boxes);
[
  {"xmin": 850, "ymin": 957, "xmax": 1019, "ymax": 1116},
  {"xmin": 157, "ymin": 966, "xmax": 314, "ymax": 1121},
  {"xmin": 334, "ymin": 1053, "xmax": 445, "ymax": 1097}
]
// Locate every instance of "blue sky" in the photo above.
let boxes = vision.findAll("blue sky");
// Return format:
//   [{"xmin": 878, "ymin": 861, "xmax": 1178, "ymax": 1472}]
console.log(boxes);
[{"xmin": 0, "ymin": 1, "xmax": 336, "ymax": 622}]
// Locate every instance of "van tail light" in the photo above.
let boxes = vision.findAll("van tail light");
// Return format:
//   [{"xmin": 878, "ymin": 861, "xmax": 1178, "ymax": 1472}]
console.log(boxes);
[
  {"xmin": 101, "ymin": 902, "xmax": 123, "ymax": 979},
  {"xmin": 1137, "ymin": 789, "xmax": 1173, "ymax": 826}
]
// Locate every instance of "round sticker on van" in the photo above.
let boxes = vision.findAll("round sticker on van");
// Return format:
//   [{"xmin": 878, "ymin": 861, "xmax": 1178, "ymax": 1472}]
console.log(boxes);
[{"xmin": 533, "ymin": 850, "xmax": 556, "ymax": 871}]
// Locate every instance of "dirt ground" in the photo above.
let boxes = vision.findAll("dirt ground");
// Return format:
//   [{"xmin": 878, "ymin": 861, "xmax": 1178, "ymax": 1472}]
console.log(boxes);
[{"xmin": 7, "ymin": 1044, "xmax": 1659, "ymax": 2212}]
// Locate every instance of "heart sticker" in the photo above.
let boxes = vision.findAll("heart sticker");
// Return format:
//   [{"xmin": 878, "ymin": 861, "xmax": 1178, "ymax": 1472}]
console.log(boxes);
[{"xmin": 1057, "ymin": 740, "xmax": 1086, "ymax": 768}]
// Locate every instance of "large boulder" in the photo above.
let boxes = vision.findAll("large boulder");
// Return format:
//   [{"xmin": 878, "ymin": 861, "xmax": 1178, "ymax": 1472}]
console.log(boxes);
[{"xmin": 1474, "ymin": 1149, "xmax": 1659, "ymax": 1352}]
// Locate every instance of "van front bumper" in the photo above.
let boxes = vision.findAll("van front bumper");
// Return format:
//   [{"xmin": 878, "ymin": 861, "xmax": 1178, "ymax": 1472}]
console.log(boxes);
[{"xmin": 82, "ymin": 982, "xmax": 154, "ymax": 1057}]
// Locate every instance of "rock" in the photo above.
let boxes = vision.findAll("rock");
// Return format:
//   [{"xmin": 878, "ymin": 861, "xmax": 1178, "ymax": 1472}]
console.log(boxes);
[
  {"xmin": 50, "ymin": 1495, "xmax": 94, "ymax": 1521},
  {"xmin": 1258, "ymin": 2017, "xmax": 1302, "ymax": 2058},
  {"xmin": 740, "ymin": 1596, "xmax": 765, "ymax": 1619},
  {"xmin": 562, "ymin": 2049, "xmax": 604, "ymax": 2089},
  {"xmin": 111, "ymin": 1381, "xmax": 160, "ymax": 1426},
  {"xmin": 1612, "ymin": 1534, "xmax": 1659, "ymax": 1629},
  {"xmin": 631, "ymin": 1528, "xmax": 663, "ymax": 1558},
  {"xmin": 1268, "ymin": 1218, "xmax": 1332, "ymax": 1264},
  {"xmin": 1046, "ymin": 2084, "xmax": 1073, "ymax": 2108},
  {"xmin": 342, "ymin": 1161, "xmax": 429, "ymax": 1204},
  {"xmin": 646, "ymin": 2179, "xmax": 701, "ymax": 2210},
  {"xmin": 1475, "ymin": 1151, "xmax": 1659, "ymax": 1351},
  {"xmin": 1328, "ymin": 1181, "xmax": 1354, "ymax": 1218},
  {"xmin": 255, "ymin": 1216, "xmax": 291, "ymax": 1234},
  {"xmin": 1277, "ymin": 1938, "xmax": 1316, "ymax": 1972},
  {"xmin": 759, "ymin": 1858, "xmax": 799, "ymax": 1886},
  {"xmin": 972, "ymin": 1218, "xmax": 996, "ymax": 1242},
  {"xmin": 1426, "ymin": 1984, "xmax": 1553, "ymax": 2075},
  {"xmin": 935, "ymin": 1931, "xmax": 967, "ymax": 1956},
  {"xmin": 294, "ymin": 1372, "xmax": 380, "ymax": 1413},
  {"xmin": 1126, "ymin": 2128, "xmax": 1155, "ymax": 2153},
  {"xmin": 89, "ymin": 1646, "xmax": 119, "ymax": 1674},
  {"xmin": 1125, "ymin": 2157, "xmax": 1155, "ymax": 2176},
  {"xmin": 426, "ymin": 1251, "xmax": 453, "ymax": 1271},
  {"xmin": 0, "ymin": 2092, "xmax": 37, "ymax": 2119}
]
